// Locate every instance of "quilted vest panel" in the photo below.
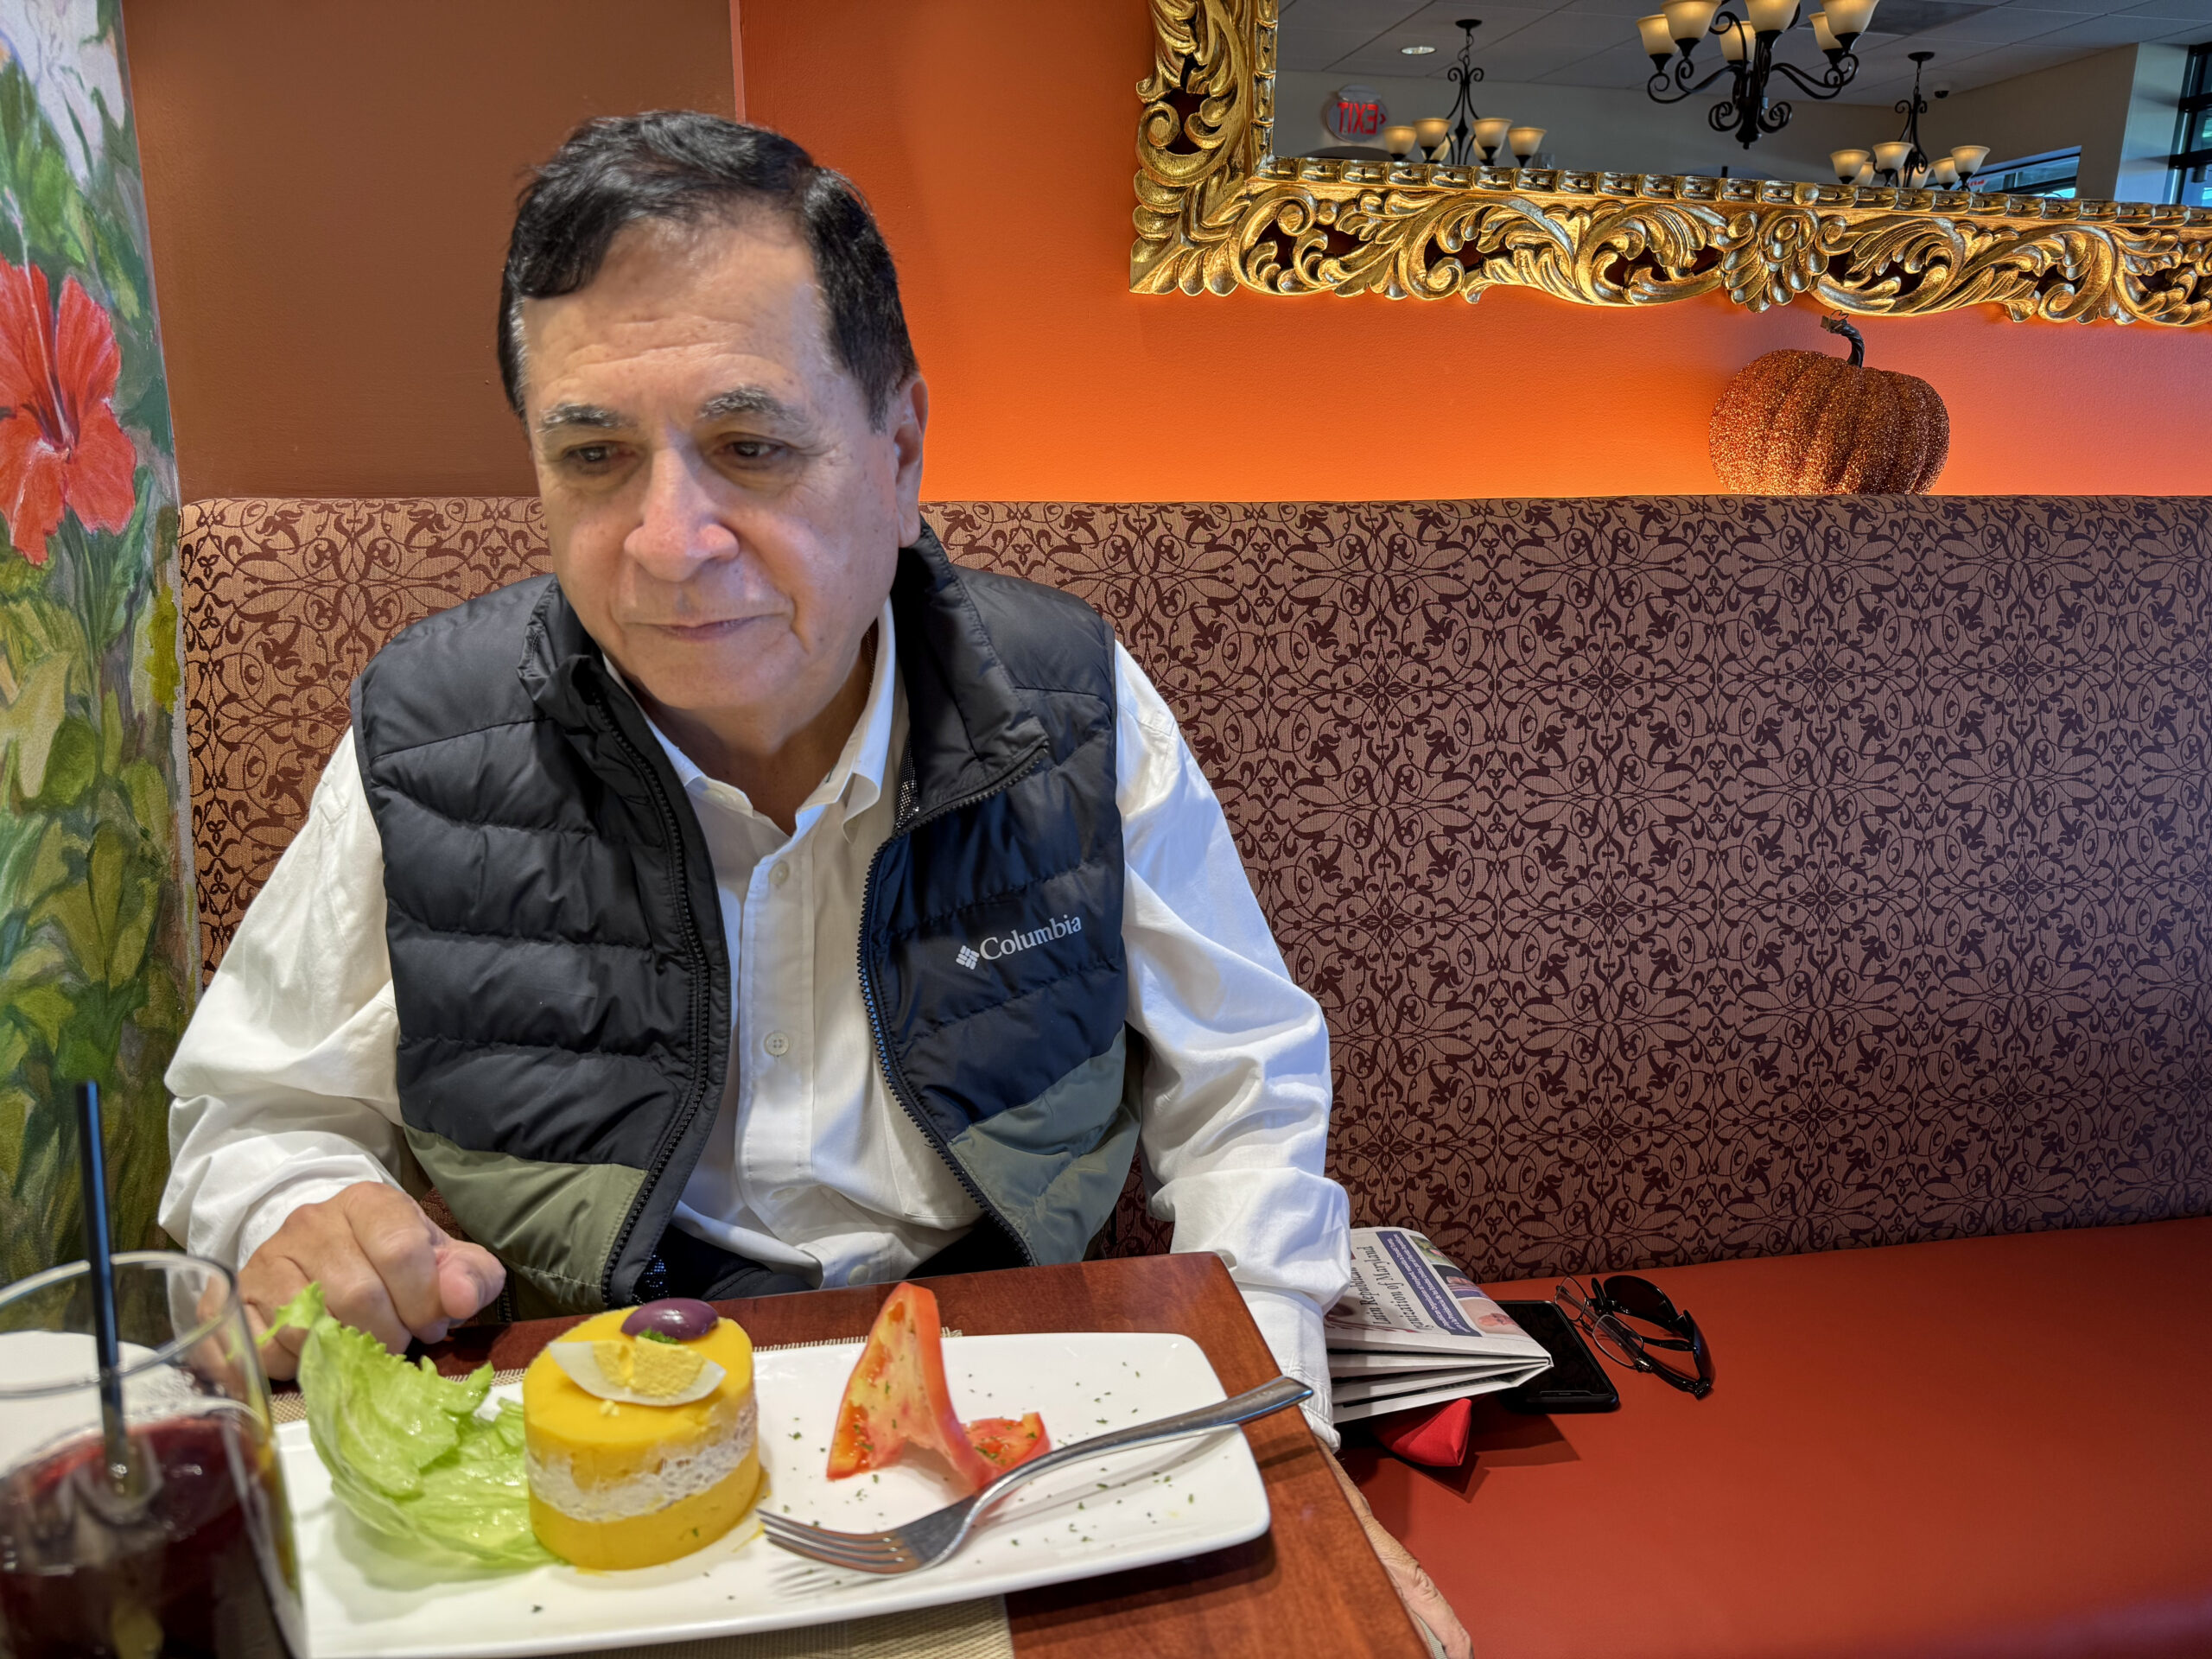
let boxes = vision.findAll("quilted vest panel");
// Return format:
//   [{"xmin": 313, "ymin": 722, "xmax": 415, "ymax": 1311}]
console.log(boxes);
[{"xmin": 350, "ymin": 531, "xmax": 1131, "ymax": 1313}]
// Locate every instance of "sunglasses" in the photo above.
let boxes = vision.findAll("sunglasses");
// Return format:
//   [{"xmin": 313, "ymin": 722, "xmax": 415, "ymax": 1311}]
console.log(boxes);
[{"xmin": 1554, "ymin": 1274, "xmax": 1713, "ymax": 1400}]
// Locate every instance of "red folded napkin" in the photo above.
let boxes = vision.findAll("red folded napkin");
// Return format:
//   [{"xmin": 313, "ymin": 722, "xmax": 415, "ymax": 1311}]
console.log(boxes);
[{"xmin": 1367, "ymin": 1395, "xmax": 1472, "ymax": 1467}]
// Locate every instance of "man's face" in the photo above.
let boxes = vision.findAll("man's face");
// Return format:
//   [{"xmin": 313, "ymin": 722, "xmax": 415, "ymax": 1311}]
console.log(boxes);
[{"xmin": 519, "ymin": 214, "xmax": 925, "ymax": 742}]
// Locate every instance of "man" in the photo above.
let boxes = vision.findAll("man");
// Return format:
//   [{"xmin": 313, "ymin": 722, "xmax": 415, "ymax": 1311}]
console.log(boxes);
[{"xmin": 162, "ymin": 113, "xmax": 1468, "ymax": 1656}]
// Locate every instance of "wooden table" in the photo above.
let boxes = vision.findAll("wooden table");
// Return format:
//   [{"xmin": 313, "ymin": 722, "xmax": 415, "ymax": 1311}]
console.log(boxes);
[{"xmin": 425, "ymin": 1252, "xmax": 1427, "ymax": 1659}]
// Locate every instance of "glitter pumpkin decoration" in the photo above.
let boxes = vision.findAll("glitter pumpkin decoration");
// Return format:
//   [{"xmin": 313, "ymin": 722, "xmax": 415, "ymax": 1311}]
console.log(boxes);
[{"xmin": 1709, "ymin": 316, "xmax": 1949, "ymax": 493}]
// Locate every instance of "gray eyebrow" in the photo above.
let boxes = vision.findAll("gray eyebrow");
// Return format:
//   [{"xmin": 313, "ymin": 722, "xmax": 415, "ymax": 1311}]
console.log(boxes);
[
  {"xmin": 699, "ymin": 386, "xmax": 798, "ymax": 423},
  {"xmin": 534, "ymin": 388, "xmax": 800, "ymax": 436},
  {"xmin": 537, "ymin": 403, "xmax": 626, "ymax": 434}
]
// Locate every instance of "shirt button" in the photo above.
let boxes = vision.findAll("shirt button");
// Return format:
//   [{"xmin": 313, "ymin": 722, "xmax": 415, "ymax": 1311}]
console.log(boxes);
[
  {"xmin": 844, "ymin": 1265, "xmax": 868, "ymax": 1287},
  {"xmin": 763, "ymin": 1031, "xmax": 790, "ymax": 1058},
  {"xmin": 772, "ymin": 861, "xmax": 791, "ymax": 887}
]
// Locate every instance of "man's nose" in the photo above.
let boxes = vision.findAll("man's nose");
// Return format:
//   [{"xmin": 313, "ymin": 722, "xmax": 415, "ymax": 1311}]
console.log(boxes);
[{"xmin": 625, "ymin": 446, "xmax": 739, "ymax": 579}]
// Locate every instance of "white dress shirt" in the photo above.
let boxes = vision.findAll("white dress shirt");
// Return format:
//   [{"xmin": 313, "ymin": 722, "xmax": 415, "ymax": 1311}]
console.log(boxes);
[{"xmin": 162, "ymin": 605, "xmax": 1351, "ymax": 1440}]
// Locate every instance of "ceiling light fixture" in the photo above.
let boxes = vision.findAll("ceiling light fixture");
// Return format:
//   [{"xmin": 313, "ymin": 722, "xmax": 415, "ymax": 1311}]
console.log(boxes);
[
  {"xmin": 1383, "ymin": 20, "xmax": 1561, "ymax": 169},
  {"xmin": 1634, "ymin": 0, "xmax": 1872, "ymax": 149},
  {"xmin": 1401, "ymin": 43, "xmax": 1438, "ymax": 54},
  {"xmin": 1439, "ymin": 19, "xmax": 1515, "ymax": 167},
  {"xmin": 1834, "ymin": 52, "xmax": 1986, "ymax": 187}
]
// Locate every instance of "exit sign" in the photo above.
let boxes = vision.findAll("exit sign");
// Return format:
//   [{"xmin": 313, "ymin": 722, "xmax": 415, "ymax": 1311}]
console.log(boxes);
[{"xmin": 1324, "ymin": 85, "xmax": 1387, "ymax": 142}]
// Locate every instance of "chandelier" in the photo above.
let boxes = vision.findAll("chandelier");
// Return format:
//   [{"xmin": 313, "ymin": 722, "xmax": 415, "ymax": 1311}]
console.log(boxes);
[
  {"xmin": 1635, "ymin": 0, "xmax": 1877, "ymax": 149},
  {"xmin": 1828, "ymin": 52, "xmax": 1989, "ymax": 188},
  {"xmin": 1380, "ymin": 20, "xmax": 1550, "ymax": 168}
]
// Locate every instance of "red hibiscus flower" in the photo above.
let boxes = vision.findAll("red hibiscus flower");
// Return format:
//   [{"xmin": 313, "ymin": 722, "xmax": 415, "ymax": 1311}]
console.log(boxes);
[{"xmin": 0, "ymin": 258, "xmax": 137, "ymax": 564}]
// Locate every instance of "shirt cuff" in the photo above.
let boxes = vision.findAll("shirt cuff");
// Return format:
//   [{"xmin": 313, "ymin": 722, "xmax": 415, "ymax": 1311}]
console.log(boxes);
[
  {"xmin": 1237, "ymin": 1284, "xmax": 1337, "ymax": 1452},
  {"xmin": 234, "ymin": 1167, "xmax": 403, "ymax": 1271}
]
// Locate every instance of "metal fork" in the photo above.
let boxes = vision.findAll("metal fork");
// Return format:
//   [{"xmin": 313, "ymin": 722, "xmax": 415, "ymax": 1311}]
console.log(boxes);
[{"xmin": 760, "ymin": 1373, "xmax": 1313, "ymax": 1574}]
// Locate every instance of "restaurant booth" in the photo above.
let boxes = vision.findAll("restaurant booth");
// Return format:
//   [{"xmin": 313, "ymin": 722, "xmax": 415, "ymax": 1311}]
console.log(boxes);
[{"xmin": 3, "ymin": 2, "xmax": 2210, "ymax": 1657}]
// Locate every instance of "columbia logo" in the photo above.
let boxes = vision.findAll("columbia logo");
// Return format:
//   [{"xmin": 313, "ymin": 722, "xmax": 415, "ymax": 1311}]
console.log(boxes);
[{"xmin": 957, "ymin": 914, "xmax": 1084, "ymax": 969}]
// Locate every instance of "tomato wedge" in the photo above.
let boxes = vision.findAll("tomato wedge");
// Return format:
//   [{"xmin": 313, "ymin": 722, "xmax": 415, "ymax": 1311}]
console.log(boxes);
[
  {"xmin": 827, "ymin": 1282, "xmax": 995, "ymax": 1493},
  {"xmin": 966, "ymin": 1412, "xmax": 1051, "ymax": 1474}
]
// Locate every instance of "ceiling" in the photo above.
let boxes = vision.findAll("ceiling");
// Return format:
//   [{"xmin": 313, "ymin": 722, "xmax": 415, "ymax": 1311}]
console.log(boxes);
[{"xmin": 1279, "ymin": 0, "xmax": 2212, "ymax": 105}]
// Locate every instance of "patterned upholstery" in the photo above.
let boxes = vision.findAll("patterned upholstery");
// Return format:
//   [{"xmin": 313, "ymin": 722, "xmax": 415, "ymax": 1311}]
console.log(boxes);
[
  {"xmin": 181, "ymin": 499, "xmax": 550, "ymax": 965},
  {"xmin": 181, "ymin": 496, "xmax": 2212, "ymax": 1283}
]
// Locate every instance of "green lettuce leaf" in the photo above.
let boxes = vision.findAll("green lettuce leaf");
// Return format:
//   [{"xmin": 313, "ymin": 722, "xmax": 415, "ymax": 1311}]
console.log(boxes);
[{"xmin": 264, "ymin": 1284, "xmax": 552, "ymax": 1570}]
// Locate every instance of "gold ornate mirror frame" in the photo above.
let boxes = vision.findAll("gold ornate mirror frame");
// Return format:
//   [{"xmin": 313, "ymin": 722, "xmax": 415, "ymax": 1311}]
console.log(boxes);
[{"xmin": 1134, "ymin": 0, "xmax": 2212, "ymax": 323}]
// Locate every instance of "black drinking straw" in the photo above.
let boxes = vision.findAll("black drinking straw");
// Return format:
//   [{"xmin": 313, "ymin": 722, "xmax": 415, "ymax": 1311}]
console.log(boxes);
[{"xmin": 73, "ymin": 1080, "xmax": 137, "ymax": 1495}]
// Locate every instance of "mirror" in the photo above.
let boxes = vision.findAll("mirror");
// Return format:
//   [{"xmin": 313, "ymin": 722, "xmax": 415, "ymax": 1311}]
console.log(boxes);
[
  {"xmin": 1131, "ymin": 0, "xmax": 2212, "ymax": 323},
  {"xmin": 1278, "ymin": 0, "xmax": 2209, "ymax": 206}
]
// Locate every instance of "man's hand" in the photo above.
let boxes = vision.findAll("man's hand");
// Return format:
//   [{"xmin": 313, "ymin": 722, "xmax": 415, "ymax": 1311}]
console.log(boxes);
[
  {"xmin": 238, "ymin": 1182, "xmax": 505, "ymax": 1380},
  {"xmin": 1327, "ymin": 1452, "xmax": 1473, "ymax": 1659}
]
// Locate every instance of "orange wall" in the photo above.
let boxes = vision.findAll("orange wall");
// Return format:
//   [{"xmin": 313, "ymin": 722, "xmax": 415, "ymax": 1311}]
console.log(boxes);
[
  {"xmin": 741, "ymin": 1, "xmax": 2212, "ymax": 500},
  {"xmin": 128, "ymin": 0, "xmax": 734, "ymax": 500}
]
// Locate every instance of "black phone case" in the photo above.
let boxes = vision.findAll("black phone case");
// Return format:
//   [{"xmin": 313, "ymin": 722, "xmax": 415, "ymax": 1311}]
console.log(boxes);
[{"xmin": 1495, "ymin": 1299, "xmax": 1621, "ymax": 1413}]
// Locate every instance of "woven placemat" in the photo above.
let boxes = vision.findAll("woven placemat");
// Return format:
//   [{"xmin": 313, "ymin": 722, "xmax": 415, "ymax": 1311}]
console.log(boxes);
[{"xmin": 591, "ymin": 1599, "xmax": 1013, "ymax": 1659}]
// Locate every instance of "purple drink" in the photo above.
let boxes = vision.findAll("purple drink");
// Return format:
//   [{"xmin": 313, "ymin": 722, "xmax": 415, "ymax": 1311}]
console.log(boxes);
[
  {"xmin": 0, "ymin": 1413, "xmax": 301, "ymax": 1659},
  {"xmin": 0, "ymin": 1255, "xmax": 304, "ymax": 1659}
]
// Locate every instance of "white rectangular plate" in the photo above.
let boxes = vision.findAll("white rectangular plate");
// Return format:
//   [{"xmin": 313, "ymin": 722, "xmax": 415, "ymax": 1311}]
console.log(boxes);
[{"xmin": 284, "ymin": 1331, "xmax": 1270, "ymax": 1658}]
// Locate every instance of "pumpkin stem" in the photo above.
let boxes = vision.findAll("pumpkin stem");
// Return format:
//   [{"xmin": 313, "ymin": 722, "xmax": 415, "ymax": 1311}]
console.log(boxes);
[{"xmin": 1821, "ymin": 314, "xmax": 1866, "ymax": 367}]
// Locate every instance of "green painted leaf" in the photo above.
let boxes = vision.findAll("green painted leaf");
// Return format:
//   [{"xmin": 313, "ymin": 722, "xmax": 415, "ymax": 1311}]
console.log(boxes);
[
  {"xmin": 0, "ymin": 538, "xmax": 46, "ymax": 594},
  {"xmin": 120, "ymin": 760, "xmax": 168, "ymax": 846},
  {"xmin": 106, "ymin": 874, "xmax": 157, "ymax": 988},
  {"xmin": 10, "ymin": 983, "xmax": 73, "ymax": 1050},
  {"xmin": 25, "ymin": 819, "xmax": 74, "ymax": 908},
  {"xmin": 30, "ymin": 717, "xmax": 98, "ymax": 810},
  {"xmin": 100, "ymin": 690, "xmax": 124, "ymax": 774},
  {"xmin": 137, "ymin": 960, "xmax": 186, "ymax": 1040},
  {"xmin": 0, "ymin": 1084, "xmax": 32, "ymax": 1198},
  {"xmin": 0, "ymin": 655, "xmax": 69, "ymax": 797},
  {"xmin": 0, "ymin": 938, "xmax": 64, "ymax": 995},
  {"xmin": 146, "ymin": 577, "xmax": 180, "ymax": 714},
  {"xmin": 34, "ymin": 823, "xmax": 124, "ymax": 981}
]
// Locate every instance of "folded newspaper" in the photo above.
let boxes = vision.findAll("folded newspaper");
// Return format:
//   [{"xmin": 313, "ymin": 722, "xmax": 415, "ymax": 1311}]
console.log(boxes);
[{"xmin": 1327, "ymin": 1227, "xmax": 1552, "ymax": 1422}]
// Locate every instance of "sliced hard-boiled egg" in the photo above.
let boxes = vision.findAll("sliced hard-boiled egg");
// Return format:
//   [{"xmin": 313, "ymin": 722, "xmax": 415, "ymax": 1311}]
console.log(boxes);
[{"xmin": 545, "ymin": 1338, "xmax": 727, "ymax": 1407}]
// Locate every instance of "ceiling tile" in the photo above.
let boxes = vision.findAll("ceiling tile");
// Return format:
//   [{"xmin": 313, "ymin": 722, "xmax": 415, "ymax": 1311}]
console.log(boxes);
[
  {"xmin": 1886, "ymin": 6, "xmax": 2079, "ymax": 41},
  {"xmin": 2022, "ymin": 10, "xmax": 2204, "ymax": 39},
  {"xmin": 1317, "ymin": 10, "xmax": 1560, "ymax": 76},
  {"xmin": 1284, "ymin": 0, "xmax": 1431, "ymax": 30},
  {"xmin": 1921, "ymin": 35, "xmax": 2113, "ymax": 77},
  {"xmin": 1278, "ymin": 25, "xmax": 1401, "ymax": 71},
  {"xmin": 1396, "ymin": 0, "xmax": 1559, "ymax": 24},
  {"xmin": 1559, "ymin": 0, "xmax": 1680, "ymax": 19},
  {"xmin": 2118, "ymin": 0, "xmax": 2212, "ymax": 19},
  {"xmin": 1535, "ymin": 39, "xmax": 1682, "ymax": 83}
]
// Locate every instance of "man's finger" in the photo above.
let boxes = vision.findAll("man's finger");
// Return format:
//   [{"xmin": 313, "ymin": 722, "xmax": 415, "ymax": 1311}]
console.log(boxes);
[
  {"xmin": 237, "ymin": 1246, "xmax": 314, "ymax": 1380},
  {"xmin": 313, "ymin": 1245, "xmax": 414, "ymax": 1356},
  {"xmin": 344, "ymin": 1188, "xmax": 448, "ymax": 1338},
  {"xmin": 241, "ymin": 1299, "xmax": 305, "ymax": 1382},
  {"xmin": 434, "ymin": 1237, "xmax": 505, "ymax": 1324}
]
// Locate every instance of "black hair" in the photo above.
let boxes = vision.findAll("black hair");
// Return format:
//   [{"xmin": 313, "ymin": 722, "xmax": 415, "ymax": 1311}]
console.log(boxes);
[{"xmin": 497, "ymin": 112, "xmax": 917, "ymax": 426}]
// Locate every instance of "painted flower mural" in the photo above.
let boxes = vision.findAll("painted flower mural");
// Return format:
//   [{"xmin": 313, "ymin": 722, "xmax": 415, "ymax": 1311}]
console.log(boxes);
[
  {"xmin": 0, "ymin": 260, "xmax": 139, "ymax": 563},
  {"xmin": 0, "ymin": 0, "xmax": 192, "ymax": 1281}
]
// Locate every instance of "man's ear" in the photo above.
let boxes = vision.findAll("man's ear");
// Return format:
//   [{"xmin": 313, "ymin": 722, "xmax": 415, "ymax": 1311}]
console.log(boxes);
[{"xmin": 889, "ymin": 376, "xmax": 930, "ymax": 546}]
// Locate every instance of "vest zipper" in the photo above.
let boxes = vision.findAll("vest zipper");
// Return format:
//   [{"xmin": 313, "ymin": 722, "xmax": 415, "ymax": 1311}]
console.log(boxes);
[
  {"xmin": 593, "ymin": 685, "xmax": 716, "ymax": 1308},
  {"xmin": 857, "ymin": 740, "xmax": 1048, "ymax": 1266}
]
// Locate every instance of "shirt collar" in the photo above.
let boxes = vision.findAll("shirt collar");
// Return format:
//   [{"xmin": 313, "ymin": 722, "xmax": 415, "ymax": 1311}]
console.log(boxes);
[{"xmin": 601, "ymin": 601, "xmax": 899, "ymax": 837}]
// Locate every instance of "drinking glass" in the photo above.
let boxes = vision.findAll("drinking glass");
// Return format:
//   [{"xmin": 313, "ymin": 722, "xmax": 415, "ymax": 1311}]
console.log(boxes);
[{"xmin": 0, "ymin": 1252, "xmax": 303, "ymax": 1658}]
